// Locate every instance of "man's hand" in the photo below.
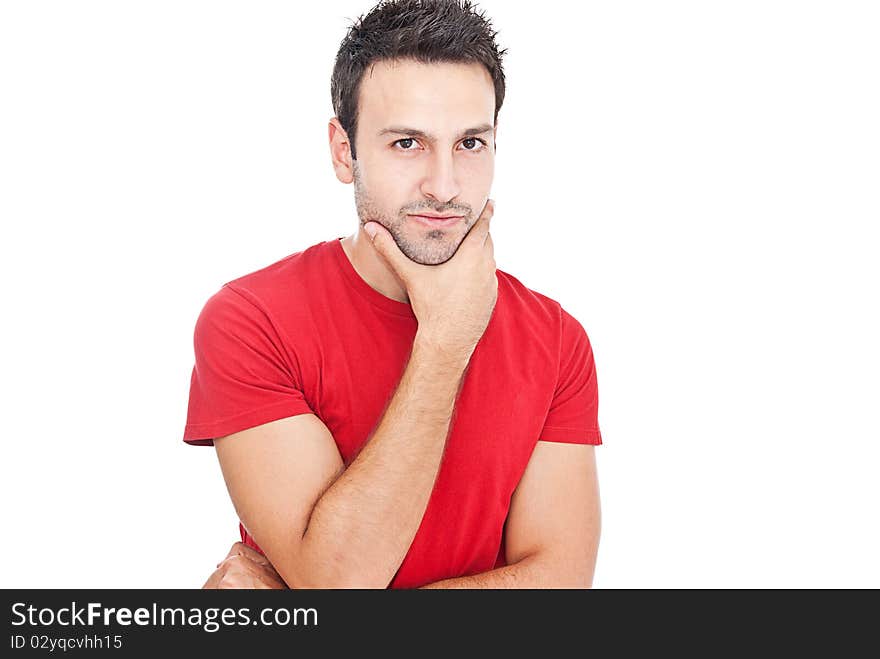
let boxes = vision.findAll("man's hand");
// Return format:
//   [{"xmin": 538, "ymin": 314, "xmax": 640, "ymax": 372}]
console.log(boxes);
[
  {"xmin": 364, "ymin": 199, "xmax": 497, "ymax": 363},
  {"xmin": 202, "ymin": 542, "xmax": 288, "ymax": 589}
]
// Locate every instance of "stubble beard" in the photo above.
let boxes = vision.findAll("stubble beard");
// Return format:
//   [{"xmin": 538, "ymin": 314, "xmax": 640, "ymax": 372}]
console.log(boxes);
[{"xmin": 352, "ymin": 161, "xmax": 470, "ymax": 266}]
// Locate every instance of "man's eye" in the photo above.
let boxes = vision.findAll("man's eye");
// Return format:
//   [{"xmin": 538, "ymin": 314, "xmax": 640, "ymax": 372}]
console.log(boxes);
[
  {"xmin": 393, "ymin": 137, "xmax": 487, "ymax": 151},
  {"xmin": 461, "ymin": 137, "xmax": 487, "ymax": 151}
]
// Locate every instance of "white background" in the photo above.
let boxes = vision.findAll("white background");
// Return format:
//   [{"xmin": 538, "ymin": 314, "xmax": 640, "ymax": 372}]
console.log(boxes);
[{"xmin": 1, "ymin": 1, "xmax": 877, "ymax": 588}]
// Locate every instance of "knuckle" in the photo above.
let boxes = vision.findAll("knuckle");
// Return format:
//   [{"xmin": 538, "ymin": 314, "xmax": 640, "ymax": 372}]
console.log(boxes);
[
  {"xmin": 216, "ymin": 569, "xmax": 235, "ymax": 585},
  {"xmin": 217, "ymin": 576, "xmax": 240, "ymax": 589},
  {"xmin": 238, "ymin": 544, "xmax": 260, "ymax": 558},
  {"xmin": 223, "ymin": 566, "xmax": 249, "ymax": 582}
]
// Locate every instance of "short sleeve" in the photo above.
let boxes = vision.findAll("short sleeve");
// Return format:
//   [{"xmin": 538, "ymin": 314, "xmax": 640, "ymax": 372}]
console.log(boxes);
[
  {"xmin": 538, "ymin": 308, "xmax": 603, "ymax": 445},
  {"xmin": 183, "ymin": 284, "xmax": 314, "ymax": 446}
]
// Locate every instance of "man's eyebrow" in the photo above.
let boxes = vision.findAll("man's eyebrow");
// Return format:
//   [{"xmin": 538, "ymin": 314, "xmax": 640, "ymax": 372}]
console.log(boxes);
[{"xmin": 378, "ymin": 124, "xmax": 494, "ymax": 141}]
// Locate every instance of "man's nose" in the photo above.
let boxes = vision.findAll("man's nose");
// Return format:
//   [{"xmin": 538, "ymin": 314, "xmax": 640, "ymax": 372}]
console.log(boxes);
[{"xmin": 419, "ymin": 150, "xmax": 462, "ymax": 205}]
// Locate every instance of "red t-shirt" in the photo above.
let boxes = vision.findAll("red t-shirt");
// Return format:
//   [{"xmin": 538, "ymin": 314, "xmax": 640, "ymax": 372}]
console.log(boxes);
[{"xmin": 184, "ymin": 238, "xmax": 602, "ymax": 588}]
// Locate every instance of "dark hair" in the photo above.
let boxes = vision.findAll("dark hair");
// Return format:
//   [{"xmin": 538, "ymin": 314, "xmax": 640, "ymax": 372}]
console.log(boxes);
[{"xmin": 331, "ymin": 0, "xmax": 507, "ymax": 160}]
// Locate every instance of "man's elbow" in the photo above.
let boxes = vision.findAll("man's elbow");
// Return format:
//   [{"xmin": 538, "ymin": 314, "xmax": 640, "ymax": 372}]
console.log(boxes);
[
  {"xmin": 277, "ymin": 548, "xmax": 393, "ymax": 589},
  {"xmin": 537, "ymin": 550, "xmax": 596, "ymax": 589},
  {"xmin": 550, "ymin": 563, "xmax": 594, "ymax": 589}
]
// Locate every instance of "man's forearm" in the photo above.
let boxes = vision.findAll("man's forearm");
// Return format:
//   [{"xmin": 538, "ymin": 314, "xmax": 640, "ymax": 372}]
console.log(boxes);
[
  {"xmin": 297, "ymin": 333, "xmax": 470, "ymax": 588},
  {"xmin": 419, "ymin": 553, "xmax": 592, "ymax": 589},
  {"xmin": 419, "ymin": 558, "xmax": 540, "ymax": 589}
]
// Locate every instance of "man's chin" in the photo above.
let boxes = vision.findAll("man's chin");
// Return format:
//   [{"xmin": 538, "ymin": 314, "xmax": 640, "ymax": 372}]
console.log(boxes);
[
  {"xmin": 407, "ymin": 240, "xmax": 461, "ymax": 265},
  {"xmin": 393, "ymin": 232, "xmax": 461, "ymax": 266},
  {"xmin": 411, "ymin": 254, "xmax": 451, "ymax": 266},
  {"xmin": 401, "ymin": 246, "xmax": 459, "ymax": 266}
]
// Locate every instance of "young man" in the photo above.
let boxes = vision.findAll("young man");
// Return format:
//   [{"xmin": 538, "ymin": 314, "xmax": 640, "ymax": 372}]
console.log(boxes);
[{"xmin": 185, "ymin": 0, "xmax": 603, "ymax": 589}]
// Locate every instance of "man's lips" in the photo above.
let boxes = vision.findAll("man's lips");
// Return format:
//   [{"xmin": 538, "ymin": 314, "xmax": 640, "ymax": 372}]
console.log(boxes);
[{"xmin": 408, "ymin": 213, "xmax": 464, "ymax": 227}]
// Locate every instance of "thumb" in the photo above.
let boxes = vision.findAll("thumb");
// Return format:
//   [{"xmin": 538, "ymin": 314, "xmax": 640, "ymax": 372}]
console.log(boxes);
[{"xmin": 363, "ymin": 222, "xmax": 409, "ymax": 275}]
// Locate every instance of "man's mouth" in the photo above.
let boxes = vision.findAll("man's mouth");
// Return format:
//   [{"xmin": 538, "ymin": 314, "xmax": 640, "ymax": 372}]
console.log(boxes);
[{"xmin": 408, "ymin": 213, "xmax": 464, "ymax": 227}]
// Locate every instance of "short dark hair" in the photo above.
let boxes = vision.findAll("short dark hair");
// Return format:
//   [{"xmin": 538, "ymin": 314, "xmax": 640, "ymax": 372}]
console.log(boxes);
[{"xmin": 331, "ymin": 0, "xmax": 507, "ymax": 160}]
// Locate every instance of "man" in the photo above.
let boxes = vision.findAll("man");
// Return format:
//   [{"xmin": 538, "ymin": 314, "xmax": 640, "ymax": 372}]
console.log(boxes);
[{"xmin": 185, "ymin": 0, "xmax": 603, "ymax": 589}]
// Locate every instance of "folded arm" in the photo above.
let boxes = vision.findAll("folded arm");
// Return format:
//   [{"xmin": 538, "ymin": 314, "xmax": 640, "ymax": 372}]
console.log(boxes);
[
  {"xmin": 210, "ymin": 336, "xmax": 470, "ymax": 589},
  {"xmin": 419, "ymin": 441, "xmax": 601, "ymax": 589}
]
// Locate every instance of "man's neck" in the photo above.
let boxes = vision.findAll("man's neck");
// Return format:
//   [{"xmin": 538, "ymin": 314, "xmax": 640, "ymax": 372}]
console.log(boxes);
[{"xmin": 339, "ymin": 230, "xmax": 411, "ymax": 305}]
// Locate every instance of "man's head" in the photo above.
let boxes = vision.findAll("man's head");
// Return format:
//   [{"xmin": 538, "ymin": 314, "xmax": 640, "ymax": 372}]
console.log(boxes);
[{"xmin": 328, "ymin": 0, "xmax": 507, "ymax": 265}]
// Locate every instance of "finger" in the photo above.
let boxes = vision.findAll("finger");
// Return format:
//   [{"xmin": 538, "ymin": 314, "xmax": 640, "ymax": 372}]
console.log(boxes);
[
  {"xmin": 471, "ymin": 198, "xmax": 494, "ymax": 229},
  {"xmin": 228, "ymin": 542, "xmax": 272, "ymax": 566},
  {"xmin": 223, "ymin": 542, "xmax": 245, "ymax": 560},
  {"xmin": 216, "ymin": 571, "xmax": 251, "ymax": 589},
  {"xmin": 217, "ymin": 547, "xmax": 236, "ymax": 567},
  {"xmin": 217, "ymin": 560, "xmax": 285, "ymax": 590},
  {"xmin": 204, "ymin": 561, "xmax": 237, "ymax": 589},
  {"xmin": 203, "ymin": 569, "xmax": 223, "ymax": 589},
  {"xmin": 219, "ymin": 546, "xmax": 243, "ymax": 566},
  {"xmin": 474, "ymin": 198, "xmax": 495, "ymax": 234},
  {"xmin": 222, "ymin": 542, "xmax": 270, "ymax": 570},
  {"xmin": 215, "ymin": 558, "xmax": 261, "ymax": 586},
  {"xmin": 218, "ymin": 554, "xmax": 269, "ymax": 574},
  {"xmin": 363, "ymin": 222, "xmax": 411, "ymax": 277},
  {"xmin": 221, "ymin": 554, "xmax": 284, "ymax": 585},
  {"xmin": 460, "ymin": 199, "xmax": 495, "ymax": 251},
  {"xmin": 254, "ymin": 572, "xmax": 288, "ymax": 589},
  {"xmin": 484, "ymin": 231, "xmax": 495, "ymax": 256}
]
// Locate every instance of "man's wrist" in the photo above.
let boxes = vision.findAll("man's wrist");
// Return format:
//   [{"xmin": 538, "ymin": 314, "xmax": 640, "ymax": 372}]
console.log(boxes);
[{"xmin": 412, "ymin": 330, "xmax": 473, "ymax": 373}]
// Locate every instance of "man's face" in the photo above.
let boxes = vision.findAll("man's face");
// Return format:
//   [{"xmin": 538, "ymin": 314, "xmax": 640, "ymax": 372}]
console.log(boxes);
[{"xmin": 352, "ymin": 59, "xmax": 496, "ymax": 265}]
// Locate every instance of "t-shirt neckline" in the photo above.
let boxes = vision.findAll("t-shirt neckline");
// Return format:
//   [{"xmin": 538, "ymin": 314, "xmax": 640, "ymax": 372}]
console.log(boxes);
[{"xmin": 330, "ymin": 237, "xmax": 416, "ymax": 318}]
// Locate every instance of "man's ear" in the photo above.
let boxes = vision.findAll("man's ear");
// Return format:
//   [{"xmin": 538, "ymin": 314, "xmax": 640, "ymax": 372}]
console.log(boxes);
[
  {"xmin": 493, "ymin": 122, "xmax": 499, "ymax": 153},
  {"xmin": 329, "ymin": 117, "xmax": 354, "ymax": 184}
]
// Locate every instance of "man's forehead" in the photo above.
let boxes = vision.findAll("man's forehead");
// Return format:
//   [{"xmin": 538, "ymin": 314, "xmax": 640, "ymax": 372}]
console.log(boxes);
[{"xmin": 358, "ymin": 59, "xmax": 495, "ymax": 132}]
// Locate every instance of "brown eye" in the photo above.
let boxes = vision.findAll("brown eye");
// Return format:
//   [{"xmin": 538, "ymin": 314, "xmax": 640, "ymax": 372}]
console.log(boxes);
[
  {"xmin": 461, "ymin": 137, "xmax": 485, "ymax": 151},
  {"xmin": 396, "ymin": 138, "xmax": 416, "ymax": 150}
]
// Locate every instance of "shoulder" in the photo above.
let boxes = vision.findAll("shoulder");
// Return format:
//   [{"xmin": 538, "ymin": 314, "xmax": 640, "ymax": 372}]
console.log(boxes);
[
  {"xmin": 496, "ymin": 268, "xmax": 567, "ymax": 327},
  {"xmin": 220, "ymin": 240, "xmax": 333, "ymax": 310},
  {"xmin": 495, "ymin": 268, "xmax": 592, "ymax": 352},
  {"xmin": 196, "ymin": 240, "xmax": 334, "ymax": 323}
]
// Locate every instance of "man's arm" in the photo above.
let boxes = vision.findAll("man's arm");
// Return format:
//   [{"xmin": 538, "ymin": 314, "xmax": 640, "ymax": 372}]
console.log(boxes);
[
  {"xmin": 205, "ymin": 436, "xmax": 600, "ymax": 590},
  {"xmin": 214, "ymin": 337, "xmax": 470, "ymax": 589},
  {"xmin": 420, "ymin": 441, "xmax": 601, "ymax": 589}
]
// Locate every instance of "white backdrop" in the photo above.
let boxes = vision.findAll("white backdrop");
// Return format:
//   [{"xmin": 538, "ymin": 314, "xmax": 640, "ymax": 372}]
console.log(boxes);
[{"xmin": 1, "ymin": 1, "xmax": 877, "ymax": 588}]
